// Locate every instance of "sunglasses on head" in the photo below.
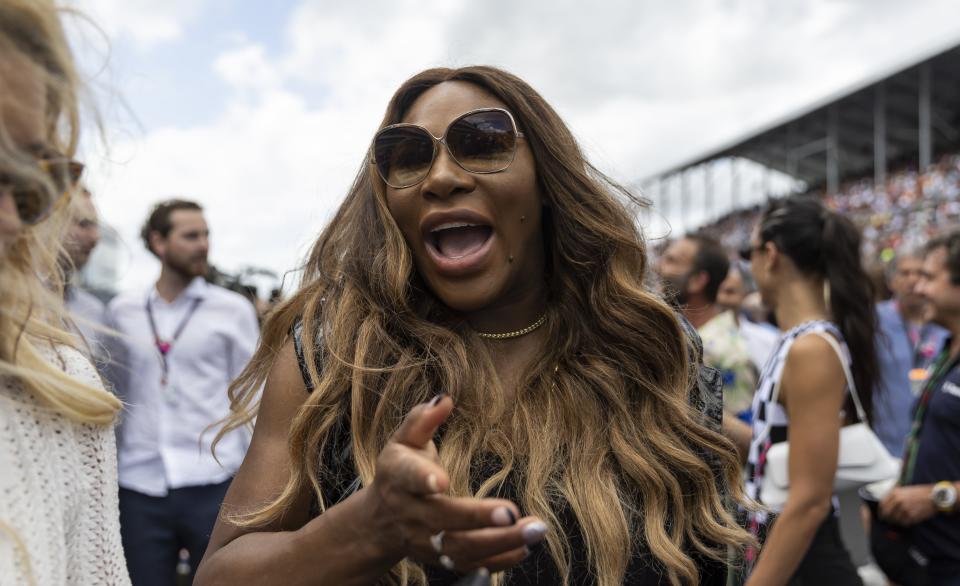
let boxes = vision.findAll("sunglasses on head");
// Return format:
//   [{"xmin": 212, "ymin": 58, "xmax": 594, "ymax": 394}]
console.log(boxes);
[
  {"xmin": 371, "ymin": 107, "xmax": 525, "ymax": 189},
  {"xmin": 0, "ymin": 149, "xmax": 84, "ymax": 225}
]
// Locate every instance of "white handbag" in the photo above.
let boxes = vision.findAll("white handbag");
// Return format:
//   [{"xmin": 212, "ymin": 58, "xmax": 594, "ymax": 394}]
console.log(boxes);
[{"xmin": 759, "ymin": 332, "xmax": 900, "ymax": 508}]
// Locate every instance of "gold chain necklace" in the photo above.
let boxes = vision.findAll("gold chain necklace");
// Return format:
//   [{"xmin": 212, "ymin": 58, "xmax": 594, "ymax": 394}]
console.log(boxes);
[{"xmin": 475, "ymin": 314, "xmax": 547, "ymax": 340}]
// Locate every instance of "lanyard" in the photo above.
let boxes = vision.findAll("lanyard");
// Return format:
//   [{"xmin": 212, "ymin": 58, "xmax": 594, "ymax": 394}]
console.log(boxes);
[
  {"xmin": 901, "ymin": 348, "xmax": 957, "ymax": 484},
  {"xmin": 896, "ymin": 305, "xmax": 933, "ymax": 368},
  {"xmin": 146, "ymin": 296, "xmax": 202, "ymax": 386}
]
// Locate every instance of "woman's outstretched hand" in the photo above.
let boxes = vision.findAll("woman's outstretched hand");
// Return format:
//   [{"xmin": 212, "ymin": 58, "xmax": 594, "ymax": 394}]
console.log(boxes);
[{"xmin": 361, "ymin": 395, "xmax": 548, "ymax": 574}]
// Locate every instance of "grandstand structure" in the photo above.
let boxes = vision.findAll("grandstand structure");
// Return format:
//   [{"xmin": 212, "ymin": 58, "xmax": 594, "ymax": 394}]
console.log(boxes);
[{"xmin": 644, "ymin": 36, "xmax": 960, "ymax": 236}]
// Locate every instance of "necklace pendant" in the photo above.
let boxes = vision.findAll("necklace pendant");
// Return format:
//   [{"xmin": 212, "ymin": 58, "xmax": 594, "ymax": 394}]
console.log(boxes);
[{"xmin": 158, "ymin": 341, "xmax": 171, "ymax": 355}]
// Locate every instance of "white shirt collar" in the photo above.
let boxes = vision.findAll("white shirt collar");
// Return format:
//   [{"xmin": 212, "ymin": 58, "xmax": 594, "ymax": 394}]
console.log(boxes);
[{"xmin": 149, "ymin": 276, "xmax": 209, "ymax": 304}]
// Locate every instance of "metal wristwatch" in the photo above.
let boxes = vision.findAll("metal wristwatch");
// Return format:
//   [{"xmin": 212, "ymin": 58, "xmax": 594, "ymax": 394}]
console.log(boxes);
[{"xmin": 932, "ymin": 481, "xmax": 958, "ymax": 513}]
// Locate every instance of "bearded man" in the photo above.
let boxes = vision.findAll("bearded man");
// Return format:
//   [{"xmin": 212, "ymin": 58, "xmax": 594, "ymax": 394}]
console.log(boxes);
[{"xmin": 105, "ymin": 199, "xmax": 260, "ymax": 585}]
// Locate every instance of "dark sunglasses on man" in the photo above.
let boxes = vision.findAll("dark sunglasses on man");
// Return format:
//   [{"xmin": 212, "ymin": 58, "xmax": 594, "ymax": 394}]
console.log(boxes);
[
  {"xmin": 0, "ymin": 147, "xmax": 84, "ymax": 225},
  {"xmin": 371, "ymin": 107, "xmax": 524, "ymax": 189},
  {"xmin": 739, "ymin": 244, "xmax": 764, "ymax": 261}
]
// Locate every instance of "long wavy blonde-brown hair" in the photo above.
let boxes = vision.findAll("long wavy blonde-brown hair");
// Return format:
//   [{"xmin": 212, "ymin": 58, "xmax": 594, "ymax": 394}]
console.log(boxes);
[
  {"xmin": 218, "ymin": 66, "xmax": 751, "ymax": 585},
  {"xmin": 1, "ymin": 2, "xmax": 121, "ymax": 584},
  {"xmin": 0, "ymin": 0, "xmax": 120, "ymax": 424}
]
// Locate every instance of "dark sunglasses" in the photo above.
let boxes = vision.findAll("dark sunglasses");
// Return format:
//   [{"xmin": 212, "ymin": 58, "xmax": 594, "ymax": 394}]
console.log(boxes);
[
  {"xmin": 739, "ymin": 244, "xmax": 763, "ymax": 261},
  {"xmin": 371, "ymin": 107, "xmax": 525, "ymax": 189},
  {"xmin": 0, "ymin": 152, "xmax": 84, "ymax": 225}
]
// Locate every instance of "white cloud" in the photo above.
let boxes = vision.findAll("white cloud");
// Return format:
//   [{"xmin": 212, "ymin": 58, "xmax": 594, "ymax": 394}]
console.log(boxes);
[
  {"xmin": 86, "ymin": 86, "xmax": 378, "ymax": 290},
  {"xmin": 80, "ymin": 0, "xmax": 960, "ymax": 290},
  {"xmin": 69, "ymin": 0, "xmax": 206, "ymax": 47},
  {"xmin": 214, "ymin": 44, "xmax": 282, "ymax": 91},
  {"xmin": 276, "ymin": 0, "xmax": 462, "ymax": 106}
]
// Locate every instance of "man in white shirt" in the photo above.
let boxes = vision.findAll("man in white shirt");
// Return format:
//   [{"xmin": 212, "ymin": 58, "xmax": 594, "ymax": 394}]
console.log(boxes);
[{"xmin": 105, "ymin": 199, "xmax": 259, "ymax": 586}]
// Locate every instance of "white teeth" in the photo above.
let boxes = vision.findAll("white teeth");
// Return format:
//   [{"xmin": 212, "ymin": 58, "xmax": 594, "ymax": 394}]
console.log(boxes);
[{"xmin": 431, "ymin": 222, "xmax": 478, "ymax": 232}]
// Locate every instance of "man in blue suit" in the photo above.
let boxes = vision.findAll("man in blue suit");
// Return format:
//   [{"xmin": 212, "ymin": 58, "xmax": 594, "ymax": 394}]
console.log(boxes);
[{"xmin": 873, "ymin": 245, "xmax": 948, "ymax": 457}]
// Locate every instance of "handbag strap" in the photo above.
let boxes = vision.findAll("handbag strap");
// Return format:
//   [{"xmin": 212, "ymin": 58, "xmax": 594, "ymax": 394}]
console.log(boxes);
[
  {"xmin": 810, "ymin": 331, "xmax": 869, "ymax": 424},
  {"xmin": 757, "ymin": 330, "xmax": 868, "ymax": 445}
]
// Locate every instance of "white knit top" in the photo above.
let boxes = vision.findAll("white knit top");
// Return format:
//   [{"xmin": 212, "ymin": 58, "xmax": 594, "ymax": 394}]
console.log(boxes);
[{"xmin": 0, "ymin": 345, "xmax": 130, "ymax": 585}]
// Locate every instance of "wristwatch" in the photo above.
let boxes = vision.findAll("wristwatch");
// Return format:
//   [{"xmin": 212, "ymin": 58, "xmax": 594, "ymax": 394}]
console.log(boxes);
[{"xmin": 932, "ymin": 481, "xmax": 958, "ymax": 513}]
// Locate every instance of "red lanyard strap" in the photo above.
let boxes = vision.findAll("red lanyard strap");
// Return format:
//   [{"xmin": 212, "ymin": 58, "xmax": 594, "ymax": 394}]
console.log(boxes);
[{"xmin": 146, "ymin": 296, "xmax": 202, "ymax": 385}]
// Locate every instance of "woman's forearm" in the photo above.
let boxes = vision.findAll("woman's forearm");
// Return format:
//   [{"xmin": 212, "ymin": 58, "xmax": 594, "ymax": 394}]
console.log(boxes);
[
  {"xmin": 195, "ymin": 488, "xmax": 401, "ymax": 586},
  {"xmin": 745, "ymin": 498, "xmax": 832, "ymax": 586},
  {"xmin": 722, "ymin": 413, "xmax": 752, "ymax": 465}
]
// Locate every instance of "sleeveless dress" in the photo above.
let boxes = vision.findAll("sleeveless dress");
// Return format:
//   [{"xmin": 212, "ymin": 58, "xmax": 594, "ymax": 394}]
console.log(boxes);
[
  {"xmin": 292, "ymin": 319, "xmax": 730, "ymax": 585},
  {"xmin": 744, "ymin": 320, "xmax": 863, "ymax": 585},
  {"xmin": 0, "ymin": 344, "xmax": 130, "ymax": 585}
]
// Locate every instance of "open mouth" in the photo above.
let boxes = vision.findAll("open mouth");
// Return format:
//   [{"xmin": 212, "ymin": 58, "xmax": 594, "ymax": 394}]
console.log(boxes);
[{"xmin": 427, "ymin": 222, "xmax": 493, "ymax": 259}]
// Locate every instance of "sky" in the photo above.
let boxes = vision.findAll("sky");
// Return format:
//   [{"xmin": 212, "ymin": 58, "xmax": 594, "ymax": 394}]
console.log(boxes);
[{"xmin": 65, "ymin": 0, "xmax": 960, "ymax": 294}]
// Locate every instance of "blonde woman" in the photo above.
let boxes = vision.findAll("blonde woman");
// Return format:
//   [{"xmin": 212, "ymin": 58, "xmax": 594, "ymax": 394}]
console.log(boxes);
[
  {"xmin": 0, "ymin": 1, "xmax": 129, "ymax": 584},
  {"xmin": 197, "ymin": 66, "xmax": 752, "ymax": 586}
]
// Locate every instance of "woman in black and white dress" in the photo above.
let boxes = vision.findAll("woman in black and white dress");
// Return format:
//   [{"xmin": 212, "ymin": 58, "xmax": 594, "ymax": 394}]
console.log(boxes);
[{"xmin": 742, "ymin": 196, "xmax": 879, "ymax": 586}]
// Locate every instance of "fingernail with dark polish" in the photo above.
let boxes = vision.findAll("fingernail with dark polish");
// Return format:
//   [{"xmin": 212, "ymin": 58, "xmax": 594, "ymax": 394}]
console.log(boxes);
[
  {"xmin": 430, "ymin": 394, "xmax": 446, "ymax": 406},
  {"xmin": 491, "ymin": 506, "xmax": 517, "ymax": 526}
]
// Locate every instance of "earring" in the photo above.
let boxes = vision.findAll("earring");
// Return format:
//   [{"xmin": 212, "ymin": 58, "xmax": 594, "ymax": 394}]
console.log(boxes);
[{"xmin": 520, "ymin": 215, "xmax": 526, "ymax": 223}]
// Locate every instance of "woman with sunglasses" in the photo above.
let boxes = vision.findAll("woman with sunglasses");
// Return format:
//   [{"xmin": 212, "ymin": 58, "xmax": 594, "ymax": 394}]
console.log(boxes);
[
  {"xmin": 0, "ymin": 1, "xmax": 129, "ymax": 584},
  {"xmin": 197, "ymin": 66, "xmax": 751, "ymax": 586},
  {"xmin": 741, "ymin": 196, "xmax": 878, "ymax": 585}
]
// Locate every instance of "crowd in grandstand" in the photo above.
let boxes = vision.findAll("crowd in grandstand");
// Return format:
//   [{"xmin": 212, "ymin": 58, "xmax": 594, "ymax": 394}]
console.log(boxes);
[{"xmin": 702, "ymin": 152, "xmax": 960, "ymax": 274}]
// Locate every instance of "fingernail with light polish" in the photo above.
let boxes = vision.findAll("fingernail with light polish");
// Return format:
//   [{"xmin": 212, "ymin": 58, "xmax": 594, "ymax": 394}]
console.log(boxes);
[
  {"xmin": 491, "ymin": 506, "xmax": 517, "ymax": 526},
  {"xmin": 521, "ymin": 521, "xmax": 548, "ymax": 544},
  {"xmin": 430, "ymin": 394, "xmax": 445, "ymax": 407},
  {"xmin": 426, "ymin": 473, "xmax": 439, "ymax": 493},
  {"xmin": 459, "ymin": 568, "xmax": 490, "ymax": 586}
]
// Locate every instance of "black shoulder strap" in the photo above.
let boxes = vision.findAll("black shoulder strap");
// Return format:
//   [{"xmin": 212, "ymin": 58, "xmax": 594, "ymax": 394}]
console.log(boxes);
[
  {"xmin": 291, "ymin": 319, "xmax": 361, "ymax": 508},
  {"xmin": 677, "ymin": 313, "xmax": 723, "ymax": 433},
  {"xmin": 291, "ymin": 320, "xmax": 315, "ymax": 393},
  {"xmin": 676, "ymin": 313, "xmax": 727, "ymax": 494}
]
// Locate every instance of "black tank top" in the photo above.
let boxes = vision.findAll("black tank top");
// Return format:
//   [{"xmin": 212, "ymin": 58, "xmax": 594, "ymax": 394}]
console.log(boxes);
[{"xmin": 291, "ymin": 319, "xmax": 728, "ymax": 585}]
